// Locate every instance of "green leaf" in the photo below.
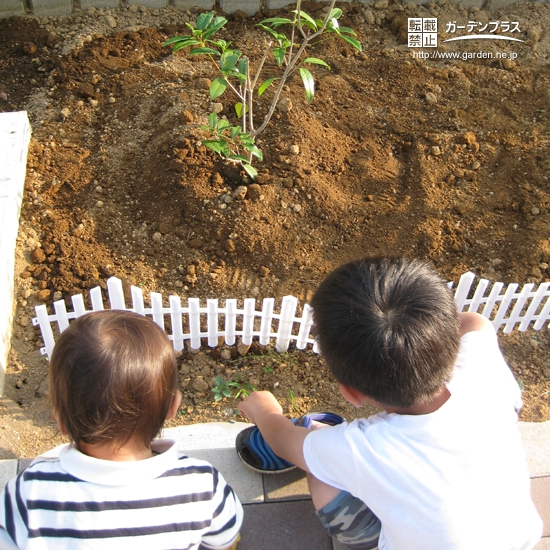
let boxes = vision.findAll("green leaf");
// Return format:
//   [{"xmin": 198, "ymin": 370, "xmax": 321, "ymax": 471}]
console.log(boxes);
[
  {"xmin": 218, "ymin": 119, "xmax": 230, "ymax": 130},
  {"xmin": 250, "ymin": 145, "xmax": 263, "ymax": 160},
  {"xmin": 255, "ymin": 23, "xmax": 279, "ymax": 39},
  {"xmin": 340, "ymin": 34, "xmax": 362, "ymax": 51},
  {"xmin": 258, "ymin": 77, "xmax": 278, "ymax": 97},
  {"xmin": 209, "ymin": 77, "xmax": 228, "ymax": 100},
  {"xmin": 330, "ymin": 17, "xmax": 340, "ymax": 30},
  {"xmin": 172, "ymin": 40, "xmax": 203, "ymax": 53},
  {"xmin": 243, "ymin": 163, "xmax": 258, "ymax": 179},
  {"xmin": 162, "ymin": 35, "xmax": 192, "ymax": 47},
  {"xmin": 228, "ymin": 155, "xmax": 248, "ymax": 163},
  {"xmin": 273, "ymin": 46, "xmax": 286, "ymax": 67},
  {"xmin": 235, "ymin": 102, "xmax": 249, "ymax": 118},
  {"xmin": 299, "ymin": 67, "xmax": 315, "ymax": 102},
  {"xmin": 327, "ymin": 8, "xmax": 343, "ymax": 20},
  {"xmin": 208, "ymin": 39, "xmax": 231, "ymax": 50},
  {"xmin": 237, "ymin": 58, "xmax": 248, "ymax": 75},
  {"xmin": 165, "ymin": 37, "xmax": 202, "ymax": 51},
  {"xmin": 230, "ymin": 126, "xmax": 242, "ymax": 139},
  {"xmin": 203, "ymin": 139, "xmax": 231, "ymax": 158},
  {"xmin": 259, "ymin": 16, "xmax": 293, "ymax": 28},
  {"xmin": 220, "ymin": 50, "xmax": 241, "ymax": 72},
  {"xmin": 292, "ymin": 10, "xmax": 318, "ymax": 31},
  {"xmin": 196, "ymin": 11, "xmax": 215, "ymax": 31},
  {"xmin": 239, "ymin": 134, "xmax": 255, "ymax": 146},
  {"xmin": 202, "ymin": 18, "xmax": 227, "ymax": 39},
  {"xmin": 189, "ymin": 47, "xmax": 221, "ymax": 56},
  {"xmin": 208, "ymin": 112, "xmax": 218, "ymax": 129},
  {"xmin": 338, "ymin": 26, "xmax": 356, "ymax": 35},
  {"xmin": 303, "ymin": 57, "xmax": 331, "ymax": 70}
]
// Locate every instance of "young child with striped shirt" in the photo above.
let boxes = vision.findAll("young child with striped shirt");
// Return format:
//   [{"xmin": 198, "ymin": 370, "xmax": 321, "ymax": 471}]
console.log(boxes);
[{"xmin": 0, "ymin": 310, "xmax": 242, "ymax": 550}]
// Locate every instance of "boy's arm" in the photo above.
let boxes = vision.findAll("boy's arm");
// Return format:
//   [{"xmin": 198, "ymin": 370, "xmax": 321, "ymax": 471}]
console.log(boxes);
[
  {"xmin": 459, "ymin": 311, "xmax": 493, "ymax": 336},
  {"xmin": 238, "ymin": 391, "xmax": 312, "ymax": 473}
]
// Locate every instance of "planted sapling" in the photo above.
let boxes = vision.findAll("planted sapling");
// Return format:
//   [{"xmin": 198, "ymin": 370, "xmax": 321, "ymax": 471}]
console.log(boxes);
[{"xmin": 163, "ymin": 2, "xmax": 361, "ymax": 178}]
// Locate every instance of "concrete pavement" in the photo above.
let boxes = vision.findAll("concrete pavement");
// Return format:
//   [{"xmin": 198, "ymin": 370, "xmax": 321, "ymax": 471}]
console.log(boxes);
[{"xmin": 0, "ymin": 420, "xmax": 548, "ymax": 549}]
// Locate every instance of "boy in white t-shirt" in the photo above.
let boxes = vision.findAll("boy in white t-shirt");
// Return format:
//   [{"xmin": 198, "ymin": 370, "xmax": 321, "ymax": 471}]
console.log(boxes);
[
  {"xmin": 237, "ymin": 257, "xmax": 542, "ymax": 550},
  {"xmin": 0, "ymin": 310, "xmax": 242, "ymax": 550}
]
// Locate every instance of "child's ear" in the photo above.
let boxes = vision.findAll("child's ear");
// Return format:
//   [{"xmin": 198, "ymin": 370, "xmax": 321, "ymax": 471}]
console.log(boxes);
[
  {"xmin": 339, "ymin": 384, "xmax": 368, "ymax": 408},
  {"xmin": 166, "ymin": 390, "xmax": 183, "ymax": 420},
  {"xmin": 53, "ymin": 411, "xmax": 68, "ymax": 436}
]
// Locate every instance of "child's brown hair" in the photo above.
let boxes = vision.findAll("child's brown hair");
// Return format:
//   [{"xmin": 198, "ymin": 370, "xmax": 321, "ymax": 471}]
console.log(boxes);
[{"xmin": 49, "ymin": 310, "xmax": 177, "ymax": 450}]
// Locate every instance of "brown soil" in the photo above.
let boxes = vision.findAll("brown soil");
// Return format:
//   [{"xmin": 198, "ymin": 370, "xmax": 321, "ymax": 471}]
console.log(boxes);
[{"xmin": 1, "ymin": 1, "xmax": 550, "ymax": 459}]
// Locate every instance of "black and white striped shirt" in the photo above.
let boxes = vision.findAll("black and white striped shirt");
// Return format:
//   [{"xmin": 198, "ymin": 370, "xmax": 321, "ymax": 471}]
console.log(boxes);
[{"xmin": 0, "ymin": 439, "xmax": 242, "ymax": 549}]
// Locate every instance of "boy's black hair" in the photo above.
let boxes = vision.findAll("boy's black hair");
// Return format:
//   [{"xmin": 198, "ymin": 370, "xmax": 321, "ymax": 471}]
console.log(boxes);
[
  {"xmin": 49, "ymin": 310, "xmax": 177, "ymax": 450},
  {"xmin": 310, "ymin": 257, "xmax": 460, "ymax": 408}
]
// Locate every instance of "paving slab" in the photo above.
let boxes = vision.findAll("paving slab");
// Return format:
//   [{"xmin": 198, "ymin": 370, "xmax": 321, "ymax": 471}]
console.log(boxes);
[
  {"xmin": 531, "ymin": 477, "xmax": 550, "ymax": 538},
  {"xmin": 239, "ymin": 500, "xmax": 333, "ymax": 550},
  {"xmin": 264, "ymin": 467, "xmax": 310, "ymax": 501},
  {"xmin": 0, "ymin": 460, "xmax": 17, "ymax": 491},
  {"xmin": 519, "ymin": 421, "xmax": 550, "ymax": 477}
]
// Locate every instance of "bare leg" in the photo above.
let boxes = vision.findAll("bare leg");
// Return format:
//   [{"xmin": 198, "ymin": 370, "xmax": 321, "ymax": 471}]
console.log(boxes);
[{"xmin": 306, "ymin": 471, "xmax": 342, "ymax": 511}]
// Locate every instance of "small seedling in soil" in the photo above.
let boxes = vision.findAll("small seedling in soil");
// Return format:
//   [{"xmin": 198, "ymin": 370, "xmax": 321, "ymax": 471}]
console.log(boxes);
[
  {"xmin": 211, "ymin": 375, "xmax": 256, "ymax": 401},
  {"xmin": 288, "ymin": 388, "xmax": 299, "ymax": 412},
  {"xmin": 263, "ymin": 364, "xmax": 273, "ymax": 374},
  {"xmin": 163, "ymin": 0, "xmax": 361, "ymax": 178}
]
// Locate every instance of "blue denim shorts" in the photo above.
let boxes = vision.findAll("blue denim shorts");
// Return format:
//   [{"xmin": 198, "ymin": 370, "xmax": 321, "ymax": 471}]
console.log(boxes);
[{"xmin": 316, "ymin": 490, "xmax": 380, "ymax": 550}]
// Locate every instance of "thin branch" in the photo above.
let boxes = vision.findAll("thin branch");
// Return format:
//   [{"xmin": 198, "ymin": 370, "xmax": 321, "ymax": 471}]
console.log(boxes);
[
  {"xmin": 246, "ymin": 60, "xmax": 254, "ymax": 133},
  {"xmin": 250, "ymin": 0, "xmax": 337, "ymax": 139},
  {"xmin": 251, "ymin": 41, "xmax": 272, "ymax": 91}
]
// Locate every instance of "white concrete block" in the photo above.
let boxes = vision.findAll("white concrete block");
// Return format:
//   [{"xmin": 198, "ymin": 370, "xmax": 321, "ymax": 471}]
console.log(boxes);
[
  {"xmin": 126, "ymin": 0, "xmax": 168, "ymax": 8},
  {"xmin": 266, "ymin": 0, "xmax": 296, "ymax": 9},
  {"xmin": 0, "ymin": 112, "xmax": 31, "ymax": 396},
  {"xmin": 173, "ymin": 0, "xmax": 214, "ymax": 9},
  {"xmin": 163, "ymin": 422, "xmax": 253, "ymax": 450},
  {"xmin": 0, "ymin": 460, "xmax": 17, "ymax": 491},
  {"xmin": 80, "ymin": 0, "xmax": 119, "ymax": 10},
  {"xmin": 31, "ymin": 0, "xmax": 72, "ymax": 16},
  {"xmin": 0, "ymin": 0, "xmax": 25, "ymax": 18},
  {"xmin": 220, "ymin": 0, "xmax": 260, "ymax": 15},
  {"xmin": 519, "ymin": 421, "xmax": 550, "ymax": 477}
]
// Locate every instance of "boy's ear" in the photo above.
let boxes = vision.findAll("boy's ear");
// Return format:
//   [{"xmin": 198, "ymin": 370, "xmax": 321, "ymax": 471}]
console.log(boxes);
[
  {"xmin": 339, "ymin": 383, "xmax": 368, "ymax": 408},
  {"xmin": 166, "ymin": 390, "xmax": 183, "ymax": 420}
]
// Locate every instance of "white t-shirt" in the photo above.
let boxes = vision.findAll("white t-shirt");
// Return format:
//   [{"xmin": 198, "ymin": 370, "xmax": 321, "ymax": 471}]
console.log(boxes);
[
  {"xmin": 304, "ymin": 327, "xmax": 542, "ymax": 550},
  {"xmin": 0, "ymin": 439, "xmax": 243, "ymax": 550}
]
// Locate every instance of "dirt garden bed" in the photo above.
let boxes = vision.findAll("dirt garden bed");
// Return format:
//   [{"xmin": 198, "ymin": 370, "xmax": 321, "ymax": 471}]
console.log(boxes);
[{"xmin": 0, "ymin": 0, "xmax": 549, "ymax": 458}]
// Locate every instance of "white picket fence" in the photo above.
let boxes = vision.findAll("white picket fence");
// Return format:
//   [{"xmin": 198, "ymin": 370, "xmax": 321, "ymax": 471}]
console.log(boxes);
[{"xmin": 32, "ymin": 272, "xmax": 550, "ymax": 360}]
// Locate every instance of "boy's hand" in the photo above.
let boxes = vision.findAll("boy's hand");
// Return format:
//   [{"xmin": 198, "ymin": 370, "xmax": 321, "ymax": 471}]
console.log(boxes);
[
  {"xmin": 238, "ymin": 391, "xmax": 311, "ymax": 472},
  {"xmin": 238, "ymin": 391, "xmax": 282, "ymax": 425}
]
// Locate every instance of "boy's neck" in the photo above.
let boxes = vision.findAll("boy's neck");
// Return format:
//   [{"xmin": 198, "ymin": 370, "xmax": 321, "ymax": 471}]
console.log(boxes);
[
  {"xmin": 382, "ymin": 387, "xmax": 451, "ymax": 416},
  {"xmin": 79, "ymin": 439, "xmax": 154, "ymax": 461}
]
